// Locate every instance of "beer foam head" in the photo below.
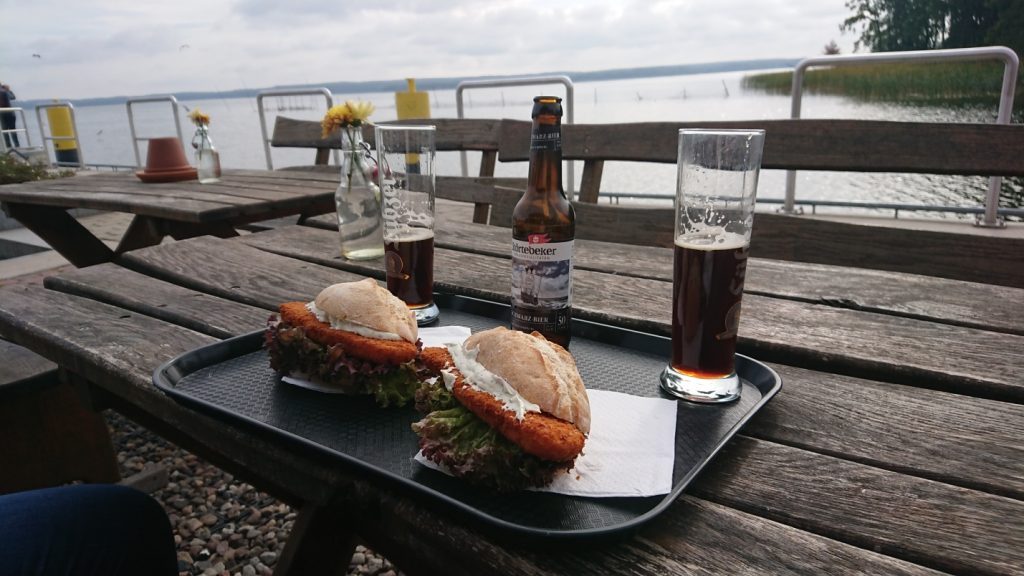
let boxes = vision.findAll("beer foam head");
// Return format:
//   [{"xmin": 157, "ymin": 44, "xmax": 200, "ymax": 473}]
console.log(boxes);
[
  {"xmin": 676, "ymin": 227, "xmax": 748, "ymax": 250},
  {"xmin": 387, "ymin": 226, "xmax": 434, "ymax": 243}
]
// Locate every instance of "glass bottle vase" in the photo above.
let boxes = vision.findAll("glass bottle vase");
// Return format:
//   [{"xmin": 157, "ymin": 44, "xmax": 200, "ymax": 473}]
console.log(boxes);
[
  {"xmin": 336, "ymin": 129, "xmax": 384, "ymax": 260},
  {"xmin": 191, "ymin": 126, "xmax": 222, "ymax": 184}
]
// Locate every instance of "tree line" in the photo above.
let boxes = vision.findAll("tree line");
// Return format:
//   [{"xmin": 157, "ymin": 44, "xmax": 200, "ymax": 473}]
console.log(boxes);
[{"xmin": 841, "ymin": 0, "xmax": 1023, "ymax": 57}]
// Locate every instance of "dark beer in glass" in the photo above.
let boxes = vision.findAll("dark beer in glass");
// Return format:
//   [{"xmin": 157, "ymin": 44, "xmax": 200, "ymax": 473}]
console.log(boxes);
[
  {"xmin": 385, "ymin": 230, "xmax": 435, "ymax": 309},
  {"xmin": 376, "ymin": 124, "xmax": 439, "ymax": 325},
  {"xmin": 670, "ymin": 234, "xmax": 749, "ymax": 379},
  {"xmin": 660, "ymin": 128, "xmax": 764, "ymax": 403}
]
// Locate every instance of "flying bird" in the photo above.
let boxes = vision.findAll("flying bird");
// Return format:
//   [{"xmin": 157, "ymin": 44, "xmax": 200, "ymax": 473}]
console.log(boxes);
[
  {"xmin": 179, "ymin": 44, "xmax": 190, "ymax": 51},
  {"xmin": 32, "ymin": 53, "xmax": 41, "ymax": 58}
]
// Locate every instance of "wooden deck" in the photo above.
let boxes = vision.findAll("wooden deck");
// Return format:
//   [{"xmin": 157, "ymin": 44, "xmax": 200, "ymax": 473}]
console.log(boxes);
[{"xmin": 0, "ymin": 192, "xmax": 1019, "ymax": 573}]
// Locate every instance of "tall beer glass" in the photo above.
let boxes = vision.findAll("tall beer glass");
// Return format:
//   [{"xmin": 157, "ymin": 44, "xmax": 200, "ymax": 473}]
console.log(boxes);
[
  {"xmin": 660, "ymin": 129, "xmax": 765, "ymax": 403},
  {"xmin": 376, "ymin": 124, "xmax": 439, "ymax": 325}
]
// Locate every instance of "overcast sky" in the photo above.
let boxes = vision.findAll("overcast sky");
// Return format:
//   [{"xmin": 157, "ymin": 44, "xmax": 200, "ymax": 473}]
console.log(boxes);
[{"xmin": 1, "ymin": 0, "xmax": 857, "ymax": 101}]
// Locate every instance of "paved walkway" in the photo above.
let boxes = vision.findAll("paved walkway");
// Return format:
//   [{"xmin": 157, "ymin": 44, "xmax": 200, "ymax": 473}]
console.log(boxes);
[{"xmin": 0, "ymin": 211, "xmax": 134, "ymax": 283}]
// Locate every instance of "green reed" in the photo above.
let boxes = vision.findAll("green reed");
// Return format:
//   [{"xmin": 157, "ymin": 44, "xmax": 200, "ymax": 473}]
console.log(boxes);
[{"xmin": 742, "ymin": 61, "xmax": 1022, "ymax": 111}]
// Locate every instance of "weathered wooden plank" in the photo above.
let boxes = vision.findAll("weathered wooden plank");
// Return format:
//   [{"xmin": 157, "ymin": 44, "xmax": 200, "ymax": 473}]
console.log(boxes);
[
  {"xmin": 357, "ymin": 493, "xmax": 945, "ymax": 576},
  {"xmin": 123, "ymin": 234, "xmax": 1024, "ymax": 400},
  {"xmin": 0, "ymin": 172, "xmax": 335, "ymax": 225},
  {"xmin": 231, "ymin": 167, "xmax": 339, "ymax": 183},
  {"xmin": 246, "ymin": 223, "xmax": 1024, "ymax": 336},
  {"xmin": 691, "ymin": 437, "xmax": 1024, "ymax": 576},
  {"xmin": 119, "ymin": 237, "xmax": 369, "ymax": 310},
  {"xmin": 8, "ymin": 177, "xmax": 263, "ymax": 207},
  {"xmin": 751, "ymin": 212, "xmax": 1024, "ymax": 289},
  {"xmin": 71, "ymin": 171, "xmax": 337, "ymax": 202},
  {"xmin": 0, "ymin": 184, "xmax": 235, "ymax": 221},
  {"xmin": 43, "ymin": 263, "xmax": 270, "ymax": 338},
  {"xmin": 435, "ymin": 176, "xmax": 524, "ymax": 224},
  {"xmin": 271, "ymin": 117, "xmax": 504, "ymax": 152},
  {"xmin": 500, "ymin": 119, "xmax": 1024, "ymax": 176},
  {"xmin": 749, "ymin": 362, "xmax": 1024, "ymax": 499},
  {"xmin": 466, "ymin": 193, "xmax": 1024, "ymax": 290},
  {"xmin": 34, "ymin": 177, "xmax": 334, "ymax": 222}
]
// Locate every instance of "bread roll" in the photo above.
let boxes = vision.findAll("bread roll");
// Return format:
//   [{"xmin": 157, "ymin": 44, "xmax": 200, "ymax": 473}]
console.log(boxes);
[
  {"xmin": 314, "ymin": 279, "xmax": 417, "ymax": 343},
  {"xmin": 465, "ymin": 327, "xmax": 590, "ymax": 434}
]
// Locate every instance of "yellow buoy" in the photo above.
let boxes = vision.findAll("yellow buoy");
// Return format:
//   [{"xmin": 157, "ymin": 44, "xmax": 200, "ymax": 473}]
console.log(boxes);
[{"xmin": 46, "ymin": 102, "xmax": 80, "ymax": 164}]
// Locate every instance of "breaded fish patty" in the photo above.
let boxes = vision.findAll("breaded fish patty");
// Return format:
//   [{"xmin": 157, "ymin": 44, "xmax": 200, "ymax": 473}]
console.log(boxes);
[
  {"xmin": 421, "ymin": 347, "xmax": 585, "ymax": 463},
  {"xmin": 278, "ymin": 302, "xmax": 418, "ymax": 365}
]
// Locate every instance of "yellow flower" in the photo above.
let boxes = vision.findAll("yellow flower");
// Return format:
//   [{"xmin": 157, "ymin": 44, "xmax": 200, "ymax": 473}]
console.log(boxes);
[
  {"xmin": 321, "ymin": 100, "xmax": 375, "ymax": 138},
  {"xmin": 188, "ymin": 108, "xmax": 210, "ymax": 126}
]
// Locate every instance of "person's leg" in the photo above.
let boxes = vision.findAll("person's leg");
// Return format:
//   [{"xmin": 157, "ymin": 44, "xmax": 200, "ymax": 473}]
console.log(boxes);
[
  {"xmin": 0, "ymin": 114, "xmax": 16, "ymax": 147},
  {"xmin": 0, "ymin": 484, "xmax": 177, "ymax": 576}
]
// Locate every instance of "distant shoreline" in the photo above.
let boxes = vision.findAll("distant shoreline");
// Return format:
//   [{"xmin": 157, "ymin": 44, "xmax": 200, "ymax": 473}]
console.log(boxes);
[{"xmin": 23, "ymin": 58, "xmax": 799, "ymax": 108}]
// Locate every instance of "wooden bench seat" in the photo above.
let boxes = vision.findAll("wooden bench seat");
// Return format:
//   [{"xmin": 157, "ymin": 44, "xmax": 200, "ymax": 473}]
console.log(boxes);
[
  {"xmin": 490, "ymin": 119, "xmax": 1024, "ymax": 287},
  {"xmin": 281, "ymin": 116, "xmax": 1024, "ymax": 287}
]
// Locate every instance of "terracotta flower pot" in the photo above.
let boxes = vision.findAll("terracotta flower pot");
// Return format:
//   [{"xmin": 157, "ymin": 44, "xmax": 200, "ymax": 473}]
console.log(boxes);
[{"xmin": 136, "ymin": 137, "xmax": 198, "ymax": 183}]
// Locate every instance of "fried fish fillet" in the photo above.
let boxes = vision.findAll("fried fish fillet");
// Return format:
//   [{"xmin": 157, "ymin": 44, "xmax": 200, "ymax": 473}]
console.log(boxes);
[
  {"xmin": 278, "ymin": 302, "xmax": 418, "ymax": 365},
  {"xmin": 422, "ymin": 347, "xmax": 585, "ymax": 463}
]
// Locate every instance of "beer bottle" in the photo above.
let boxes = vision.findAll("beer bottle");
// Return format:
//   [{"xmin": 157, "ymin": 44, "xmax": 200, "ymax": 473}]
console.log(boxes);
[{"xmin": 511, "ymin": 96, "xmax": 575, "ymax": 348}]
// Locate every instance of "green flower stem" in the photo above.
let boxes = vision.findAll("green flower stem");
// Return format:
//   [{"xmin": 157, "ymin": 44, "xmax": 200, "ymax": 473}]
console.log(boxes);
[{"xmin": 344, "ymin": 127, "xmax": 357, "ymax": 192}]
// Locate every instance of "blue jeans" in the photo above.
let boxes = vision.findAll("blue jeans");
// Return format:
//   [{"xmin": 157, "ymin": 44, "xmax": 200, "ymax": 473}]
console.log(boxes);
[{"xmin": 0, "ymin": 484, "xmax": 177, "ymax": 576}]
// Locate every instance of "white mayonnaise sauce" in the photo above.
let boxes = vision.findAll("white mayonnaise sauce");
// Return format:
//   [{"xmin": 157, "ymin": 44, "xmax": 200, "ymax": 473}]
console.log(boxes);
[
  {"xmin": 445, "ymin": 343, "xmax": 540, "ymax": 421},
  {"xmin": 305, "ymin": 302, "xmax": 402, "ymax": 341}
]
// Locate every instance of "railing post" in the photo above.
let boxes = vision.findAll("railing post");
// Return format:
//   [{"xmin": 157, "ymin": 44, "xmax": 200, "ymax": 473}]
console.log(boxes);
[
  {"xmin": 256, "ymin": 88, "xmax": 335, "ymax": 170},
  {"xmin": 455, "ymin": 76, "xmax": 575, "ymax": 199},
  {"xmin": 125, "ymin": 95, "xmax": 184, "ymax": 168},
  {"xmin": 0, "ymin": 107, "xmax": 33, "ymax": 154},
  {"xmin": 784, "ymin": 46, "xmax": 1019, "ymax": 225}
]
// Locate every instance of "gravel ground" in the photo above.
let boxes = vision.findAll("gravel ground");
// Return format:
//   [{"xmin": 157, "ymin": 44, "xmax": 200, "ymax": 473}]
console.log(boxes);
[{"xmin": 107, "ymin": 411, "xmax": 404, "ymax": 576}]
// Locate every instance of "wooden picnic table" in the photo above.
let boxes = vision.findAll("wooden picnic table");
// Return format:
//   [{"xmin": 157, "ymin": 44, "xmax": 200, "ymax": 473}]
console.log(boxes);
[
  {"xmin": 0, "ymin": 205, "xmax": 1021, "ymax": 574},
  {"xmin": 0, "ymin": 169, "xmax": 336, "ymax": 267}
]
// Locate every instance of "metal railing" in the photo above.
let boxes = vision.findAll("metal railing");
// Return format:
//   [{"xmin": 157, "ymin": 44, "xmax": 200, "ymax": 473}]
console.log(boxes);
[
  {"xmin": 784, "ymin": 46, "xmax": 1020, "ymax": 228},
  {"xmin": 257, "ymin": 88, "xmax": 336, "ymax": 170},
  {"xmin": 0, "ymin": 107, "xmax": 33, "ymax": 152},
  {"xmin": 126, "ymin": 95, "xmax": 185, "ymax": 168},
  {"xmin": 455, "ymin": 75, "xmax": 576, "ymax": 198},
  {"xmin": 596, "ymin": 190, "xmax": 1024, "ymax": 219},
  {"xmin": 34, "ymin": 102, "xmax": 84, "ymax": 167}
]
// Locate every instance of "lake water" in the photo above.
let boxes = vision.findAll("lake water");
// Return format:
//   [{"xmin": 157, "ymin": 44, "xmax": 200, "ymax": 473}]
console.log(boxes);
[{"xmin": 18, "ymin": 70, "xmax": 1015, "ymax": 217}]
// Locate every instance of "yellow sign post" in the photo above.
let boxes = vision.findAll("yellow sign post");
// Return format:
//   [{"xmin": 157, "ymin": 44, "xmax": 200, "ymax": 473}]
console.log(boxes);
[
  {"xmin": 395, "ymin": 78, "xmax": 430, "ymax": 120},
  {"xmin": 394, "ymin": 79, "xmax": 431, "ymax": 172}
]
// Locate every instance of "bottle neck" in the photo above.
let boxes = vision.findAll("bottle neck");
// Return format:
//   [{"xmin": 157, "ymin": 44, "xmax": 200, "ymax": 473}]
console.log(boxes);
[
  {"xmin": 342, "ymin": 127, "xmax": 364, "ymax": 151},
  {"xmin": 527, "ymin": 116, "xmax": 563, "ymax": 197},
  {"xmin": 193, "ymin": 126, "xmax": 214, "ymax": 149}
]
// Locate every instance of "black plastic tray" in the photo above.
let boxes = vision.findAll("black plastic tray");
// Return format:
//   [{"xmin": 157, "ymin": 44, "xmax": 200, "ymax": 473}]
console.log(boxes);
[{"xmin": 153, "ymin": 293, "xmax": 781, "ymax": 540}]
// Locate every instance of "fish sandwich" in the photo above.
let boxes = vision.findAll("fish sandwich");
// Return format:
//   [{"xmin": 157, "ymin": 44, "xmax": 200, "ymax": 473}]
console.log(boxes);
[{"xmin": 265, "ymin": 278, "xmax": 423, "ymax": 406}]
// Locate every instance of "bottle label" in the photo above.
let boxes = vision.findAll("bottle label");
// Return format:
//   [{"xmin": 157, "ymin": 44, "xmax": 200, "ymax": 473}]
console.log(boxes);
[
  {"xmin": 511, "ymin": 237, "xmax": 573, "ymax": 333},
  {"xmin": 530, "ymin": 123, "xmax": 561, "ymax": 151}
]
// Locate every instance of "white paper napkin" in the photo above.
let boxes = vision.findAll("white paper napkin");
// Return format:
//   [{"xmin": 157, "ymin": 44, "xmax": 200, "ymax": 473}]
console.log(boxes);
[
  {"xmin": 419, "ymin": 325, "xmax": 473, "ymax": 348},
  {"xmin": 415, "ymin": 389, "xmax": 678, "ymax": 497}
]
